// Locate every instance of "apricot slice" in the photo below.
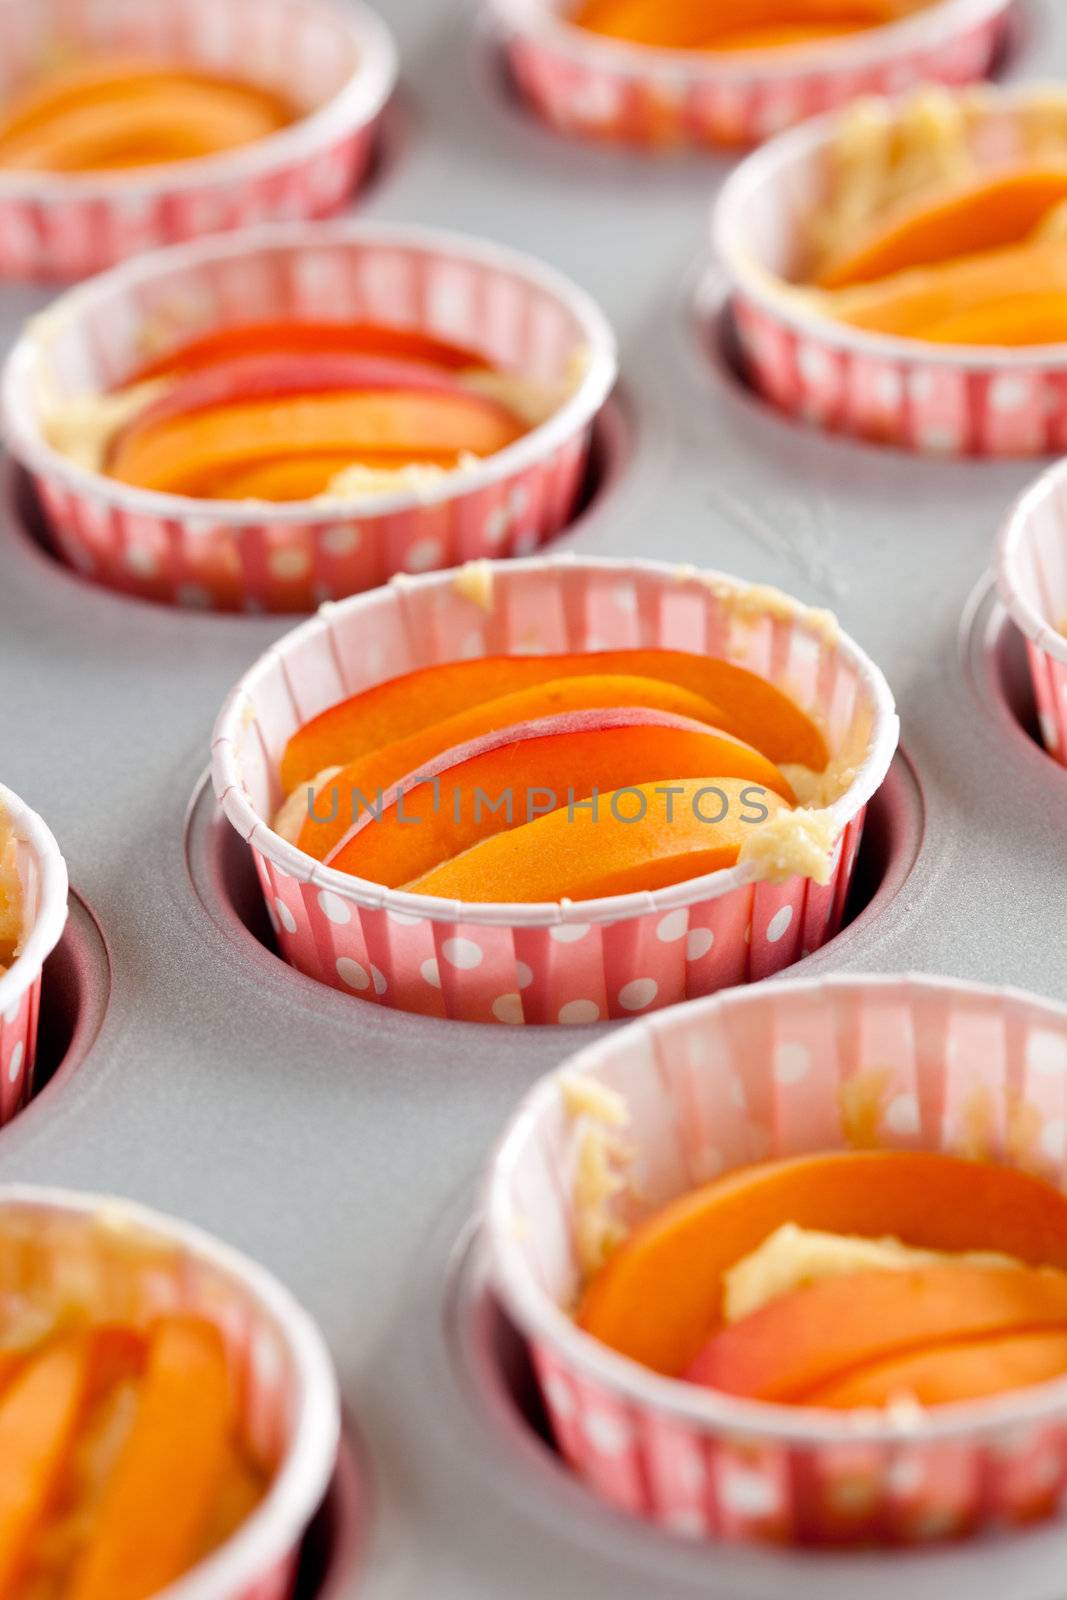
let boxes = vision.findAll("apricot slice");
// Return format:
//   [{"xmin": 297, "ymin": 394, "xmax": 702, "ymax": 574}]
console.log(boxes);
[
  {"xmin": 130, "ymin": 320, "xmax": 491, "ymax": 384},
  {"xmin": 708, "ymin": 22, "xmax": 873, "ymax": 47},
  {"xmin": 198, "ymin": 450, "xmax": 465, "ymax": 502},
  {"xmin": 295, "ymin": 675, "xmax": 794, "ymax": 862},
  {"xmin": 0, "ymin": 1333, "xmax": 104, "ymax": 1594},
  {"xmin": 571, "ymin": 0, "xmax": 908, "ymax": 48},
  {"xmin": 407, "ymin": 777, "xmax": 786, "ymax": 901},
  {"xmin": 824, "ymin": 237, "xmax": 1067, "ymax": 338},
  {"xmin": 324, "ymin": 708, "xmax": 788, "ymax": 886},
  {"xmin": 816, "ymin": 167, "xmax": 1067, "ymax": 290},
  {"xmin": 68, "ymin": 1316, "xmax": 233, "ymax": 1600},
  {"xmin": 917, "ymin": 292, "xmax": 1067, "ymax": 346},
  {"xmin": 280, "ymin": 649, "xmax": 829, "ymax": 793},
  {"xmin": 0, "ymin": 85, "xmax": 288, "ymax": 172},
  {"xmin": 110, "ymin": 352, "xmax": 480, "ymax": 454},
  {"xmin": 807, "ymin": 1328, "xmax": 1067, "ymax": 1408},
  {"xmin": 577, "ymin": 1151, "xmax": 1067, "ymax": 1376},
  {"xmin": 107, "ymin": 389, "xmax": 526, "ymax": 494},
  {"xmin": 686, "ymin": 1265, "xmax": 1067, "ymax": 1401}
]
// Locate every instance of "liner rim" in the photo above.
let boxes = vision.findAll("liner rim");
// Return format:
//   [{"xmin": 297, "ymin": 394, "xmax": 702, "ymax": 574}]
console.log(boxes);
[
  {"xmin": 484, "ymin": 970, "xmax": 1067, "ymax": 1449},
  {"xmin": 0, "ymin": 1183, "xmax": 341, "ymax": 1600},
  {"xmin": 995, "ymin": 460, "xmax": 1067, "ymax": 668},
  {"xmin": 209, "ymin": 553, "xmax": 900, "ymax": 930},
  {"xmin": 0, "ymin": 779, "xmax": 69, "ymax": 1012},
  {"xmin": 487, "ymin": 0, "xmax": 1009, "ymax": 82},
  {"xmin": 710, "ymin": 80, "xmax": 1067, "ymax": 374},
  {"xmin": 1, "ymin": 218, "xmax": 619, "ymax": 527},
  {"xmin": 0, "ymin": 0, "xmax": 398, "ymax": 202}
]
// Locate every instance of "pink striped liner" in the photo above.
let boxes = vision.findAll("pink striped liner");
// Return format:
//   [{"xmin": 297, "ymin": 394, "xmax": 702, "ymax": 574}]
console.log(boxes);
[
  {"xmin": 0, "ymin": 1185, "xmax": 339, "ymax": 1600},
  {"xmin": 0, "ymin": 0, "xmax": 396, "ymax": 281},
  {"xmin": 0, "ymin": 781, "xmax": 68, "ymax": 1129},
  {"xmin": 487, "ymin": 973, "xmax": 1067, "ymax": 1547},
  {"xmin": 997, "ymin": 460, "xmax": 1067, "ymax": 766},
  {"xmin": 489, "ymin": 0, "xmax": 1009, "ymax": 151},
  {"xmin": 210, "ymin": 556, "xmax": 898, "ymax": 1026},
  {"xmin": 712, "ymin": 83, "xmax": 1067, "ymax": 458},
  {"xmin": 3, "ymin": 222, "xmax": 617, "ymax": 612}
]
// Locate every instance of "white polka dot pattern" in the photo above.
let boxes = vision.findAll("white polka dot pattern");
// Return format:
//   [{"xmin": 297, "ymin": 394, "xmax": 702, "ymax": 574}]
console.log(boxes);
[
  {"xmin": 503, "ymin": 5, "xmax": 1007, "ymax": 151},
  {"xmin": 219, "ymin": 557, "xmax": 892, "ymax": 1023},
  {"xmin": 18, "ymin": 220, "xmax": 606, "ymax": 611},
  {"xmin": 503, "ymin": 978, "xmax": 1067, "ymax": 1548}
]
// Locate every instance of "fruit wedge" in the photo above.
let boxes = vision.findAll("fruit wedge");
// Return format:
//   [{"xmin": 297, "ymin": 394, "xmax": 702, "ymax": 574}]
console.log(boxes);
[
  {"xmin": 917, "ymin": 292, "xmax": 1067, "ymax": 346},
  {"xmin": 68, "ymin": 1316, "xmax": 233, "ymax": 1600},
  {"xmin": 408, "ymin": 777, "xmax": 786, "ymax": 900},
  {"xmin": 281, "ymin": 649, "xmax": 829, "ymax": 792},
  {"xmin": 685, "ymin": 1265, "xmax": 1067, "ymax": 1401},
  {"xmin": 200, "ymin": 450, "xmax": 464, "ymax": 501},
  {"xmin": 815, "ymin": 166, "xmax": 1067, "ymax": 290},
  {"xmin": 109, "ymin": 352, "xmax": 483, "ymax": 460},
  {"xmin": 323, "ymin": 707, "xmax": 789, "ymax": 886},
  {"xmin": 0, "ymin": 1326, "xmax": 142, "ymax": 1595},
  {"xmin": 294, "ymin": 674, "xmax": 794, "ymax": 862},
  {"xmin": 824, "ymin": 236, "xmax": 1067, "ymax": 338},
  {"xmin": 130, "ymin": 320, "xmax": 491, "ymax": 384},
  {"xmin": 107, "ymin": 389, "xmax": 526, "ymax": 494},
  {"xmin": 571, "ymin": 0, "xmax": 912, "ymax": 48},
  {"xmin": 808, "ymin": 1329, "xmax": 1067, "ymax": 1408},
  {"xmin": 577, "ymin": 1151, "xmax": 1067, "ymax": 1376}
]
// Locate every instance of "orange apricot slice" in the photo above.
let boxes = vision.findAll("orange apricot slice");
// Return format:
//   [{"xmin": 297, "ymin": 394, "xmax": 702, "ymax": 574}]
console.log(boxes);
[
  {"xmin": 197, "ymin": 450, "xmax": 464, "ymax": 502},
  {"xmin": 0, "ymin": 86, "xmax": 287, "ymax": 172},
  {"xmin": 324, "ymin": 709, "xmax": 789, "ymax": 886},
  {"xmin": 281, "ymin": 649, "xmax": 829, "ymax": 793},
  {"xmin": 816, "ymin": 167, "xmax": 1067, "ymax": 290},
  {"xmin": 129, "ymin": 320, "xmax": 491, "ymax": 384},
  {"xmin": 294, "ymin": 675, "xmax": 793, "ymax": 862},
  {"xmin": 808, "ymin": 1328, "xmax": 1067, "ymax": 1408},
  {"xmin": 916, "ymin": 291, "xmax": 1067, "ymax": 346},
  {"xmin": 68, "ymin": 1316, "xmax": 233, "ymax": 1600},
  {"xmin": 577, "ymin": 1151, "xmax": 1067, "ymax": 1376},
  {"xmin": 571, "ymin": 0, "xmax": 909, "ymax": 48},
  {"xmin": 686, "ymin": 1265, "xmax": 1067, "ymax": 1401},
  {"xmin": 107, "ymin": 390, "xmax": 525, "ymax": 494},
  {"xmin": 407, "ymin": 776, "xmax": 786, "ymax": 901},
  {"xmin": 0, "ymin": 1334, "xmax": 103, "ymax": 1594},
  {"xmin": 824, "ymin": 237, "xmax": 1067, "ymax": 338}
]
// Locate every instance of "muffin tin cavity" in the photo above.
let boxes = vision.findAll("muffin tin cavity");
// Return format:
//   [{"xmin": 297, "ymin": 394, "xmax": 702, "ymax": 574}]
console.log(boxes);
[
  {"xmin": 186, "ymin": 748, "xmax": 923, "ymax": 1001},
  {"xmin": 11, "ymin": 395, "xmax": 630, "ymax": 613},
  {"xmin": 963, "ymin": 573, "xmax": 1067, "ymax": 777},
  {"xmin": 295, "ymin": 1435, "xmax": 370, "ymax": 1599},
  {"xmin": 24, "ymin": 888, "xmax": 111, "ymax": 1120}
]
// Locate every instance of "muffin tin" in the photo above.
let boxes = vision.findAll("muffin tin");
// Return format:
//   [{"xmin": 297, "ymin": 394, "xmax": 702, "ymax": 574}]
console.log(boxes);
[{"xmin": 0, "ymin": 0, "xmax": 1066, "ymax": 1595}]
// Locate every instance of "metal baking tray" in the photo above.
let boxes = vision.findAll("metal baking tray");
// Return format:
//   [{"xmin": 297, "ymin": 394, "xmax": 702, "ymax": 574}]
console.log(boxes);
[{"xmin": 1, "ymin": 0, "xmax": 1066, "ymax": 1594}]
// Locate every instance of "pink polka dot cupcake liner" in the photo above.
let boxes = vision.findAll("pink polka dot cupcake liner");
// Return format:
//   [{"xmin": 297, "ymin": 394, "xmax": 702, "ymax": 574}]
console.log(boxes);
[
  {"xmin": 0, "ymin": 781, "xmax": 68, "ymax": 1127},
  {"xmin": 0, "ymin": 1184, "xmax": 340, "ymax": 1600},
  {"xmin": 0, "ymin": 0, "xmax": 396, "ymax": 282},
  {"xmin": 712, "ymin": 84, "xmax": 1067, "ymax": 458},
  {"xmin": 486, "ymin": 972, "xmax": 1067, "ymax": 1547},
  {"xmin": 210, "ymin": 555, "xmax": 898, "ymax": 1026},
  {"xmin": 2, "ymin": 221, "xmax": 617, "ymax": 613},
  {"xmin": 997, "ymin": 461, "xmax": 1067, "ymax": 767},
  {"xmin": 489, "ymin": 0, "xmax": 1009, "ymax": 151}
]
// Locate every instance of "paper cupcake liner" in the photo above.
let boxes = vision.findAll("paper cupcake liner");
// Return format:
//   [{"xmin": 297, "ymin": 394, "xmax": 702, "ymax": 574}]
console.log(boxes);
[
  {"xmin": 0, "ymin": 1185, "xmax": 340, "ymax": 1600},
  {"xmin": 0, "ymin": 782, "xmax": 69, "ymax": 1128},
  {"xmin": 490, "ymin": 0, "xmax": 1008, "ymax": 150},
  {"xmin": 3, "ymin": 221, "xmax": 617, "ymax": 612},
  {"xmin": 0, "ymin": 0, "xmax": 396, "ymax": 282},
  {"xmin": 997, "ymin": 462, "xmax": 1067, "ymax": 767},
  {"xmin": 487, "ymin": 972, "xmax": 1067, "ymax": 1547},
  {"xmin": 712, "ymin": 83, "xmax": 1067, "ymax": 457},
  {"xmin": 210, "ymin": 555, "xmax": 898, "ymax": 1025}
]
